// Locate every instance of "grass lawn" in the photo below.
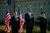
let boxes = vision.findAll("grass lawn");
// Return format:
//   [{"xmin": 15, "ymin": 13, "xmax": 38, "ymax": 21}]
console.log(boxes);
[{"xmin": 0, "ymin": 25, "xmax": 50, "ymax": 33}]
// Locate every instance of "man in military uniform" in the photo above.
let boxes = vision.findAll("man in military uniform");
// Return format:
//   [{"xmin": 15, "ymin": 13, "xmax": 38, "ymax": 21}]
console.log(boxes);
[{"xmin": 37, "ymin": 12, "xmax": 47, "ymax": 33}]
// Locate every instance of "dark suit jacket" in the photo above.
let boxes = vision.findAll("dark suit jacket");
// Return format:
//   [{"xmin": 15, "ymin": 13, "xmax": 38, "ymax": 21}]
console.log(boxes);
[
  {"xmin": 11, "ymin": 16, "xmax": 20, "ymax": 29},
  {"xmin": 37, "ymin": 17, "xmax": 47, "ymax": 27},
  {"xmin": 25, "ymin": 13, "xmax": 34, "ymax": 27}
]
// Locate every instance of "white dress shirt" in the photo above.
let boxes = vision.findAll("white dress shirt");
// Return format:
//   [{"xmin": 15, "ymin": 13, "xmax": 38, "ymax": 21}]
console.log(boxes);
[
  {"xmin": 14, "ymin": 16, "xmax": 18, "ymax": 20},
  {"xmin": 28, "ymin": 12, "xmax": 32, "ymax": 16}
]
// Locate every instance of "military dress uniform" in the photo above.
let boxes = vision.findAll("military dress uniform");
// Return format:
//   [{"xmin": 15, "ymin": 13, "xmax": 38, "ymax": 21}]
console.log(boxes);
[{"xmin": 37, "ymin": 15, "xmax": 47, "ymax": 33}]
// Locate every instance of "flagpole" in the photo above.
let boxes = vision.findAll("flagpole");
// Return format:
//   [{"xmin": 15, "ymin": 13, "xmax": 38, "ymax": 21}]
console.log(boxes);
[
  {"xmin": 6, "ymin": 4, "xmax": 10, "ymax": 33},
  {"xmin": 14, "ymin": 0, "xmax": 15, "ymax": 12},
  {"xmin": 41, "ymin": 5, "xmax": 42, "ymax": 14},
  {"xmin": 30, "ymin": 4, "xmax": 32, "ymax": 12},
  {"xmin": 18, "ymin": 4, "xmax": 21, "ymax": 16}
]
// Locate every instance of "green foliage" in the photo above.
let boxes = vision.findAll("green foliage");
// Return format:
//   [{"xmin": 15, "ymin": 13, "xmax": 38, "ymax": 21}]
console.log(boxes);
[{"xmin": 0, "ymin": 26, "xmax": 49, "ymax": 33}]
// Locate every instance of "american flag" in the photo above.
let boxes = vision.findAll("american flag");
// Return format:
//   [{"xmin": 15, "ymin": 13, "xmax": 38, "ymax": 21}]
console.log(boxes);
[
  {"xmin": 18, "ymin": 7, "xmax": 25, "ymax": 33},
  {"xmin": 5, "ymin": 4, "xmax": 11, "ymax": 33}
]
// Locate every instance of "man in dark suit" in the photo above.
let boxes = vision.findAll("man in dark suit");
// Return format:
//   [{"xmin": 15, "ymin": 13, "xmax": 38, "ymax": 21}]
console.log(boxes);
[
  {"xmin": 37, "ymin": 12, "xmax": 47, "ymax": 33},
  {"xmin": 25, "ymin": 8, "xmax": 34, "ymax": 33},
  {"xmin": 11, "ymin": 11, "xmax": 20, "ymax": 33}
]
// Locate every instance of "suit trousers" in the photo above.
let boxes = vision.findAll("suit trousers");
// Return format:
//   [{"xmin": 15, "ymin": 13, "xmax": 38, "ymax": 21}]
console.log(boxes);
[
  {"xmin": 40, "ymin": 25, "xmax": 46, "ymax": 33},
  {"xmin": 26, "ymin": 27, "xmax": 33, "ymax": 33},
  {"xmin": 12, "ymin": 27, "xmax": 19, "ymax": 33}
]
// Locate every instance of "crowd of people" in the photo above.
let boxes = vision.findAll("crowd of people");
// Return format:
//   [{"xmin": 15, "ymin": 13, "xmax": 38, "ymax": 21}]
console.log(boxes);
[{"xmin": 11, "ymin": 8, "xmax": 47, "ymax": 33}]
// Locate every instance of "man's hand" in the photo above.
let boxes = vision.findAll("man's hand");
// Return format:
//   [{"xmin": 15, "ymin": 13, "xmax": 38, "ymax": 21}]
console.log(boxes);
[
  {"xmin": 30, "ymin": 16, "xmax": 33, "ymax": 18},
  {"xmin": 16, "ymin": 19, "xmax": 19, "ymax": 21},
  {"xmin": 38, "ymin": 16, "xmax": 40, "ymax": 18}
]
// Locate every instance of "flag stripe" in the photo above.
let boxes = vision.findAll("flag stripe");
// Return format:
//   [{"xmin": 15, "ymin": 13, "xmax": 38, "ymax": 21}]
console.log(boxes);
[
  {"xmin": 5, "ymin": 15, "xmax": 10, "ymax": 20},
  {"xmin": 5, "ymin": 17, "xmax": 11, "ymax": 24},
  {"xmin": 6, "ymin": 13, "xmax": 10, "ymax": 17}
]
